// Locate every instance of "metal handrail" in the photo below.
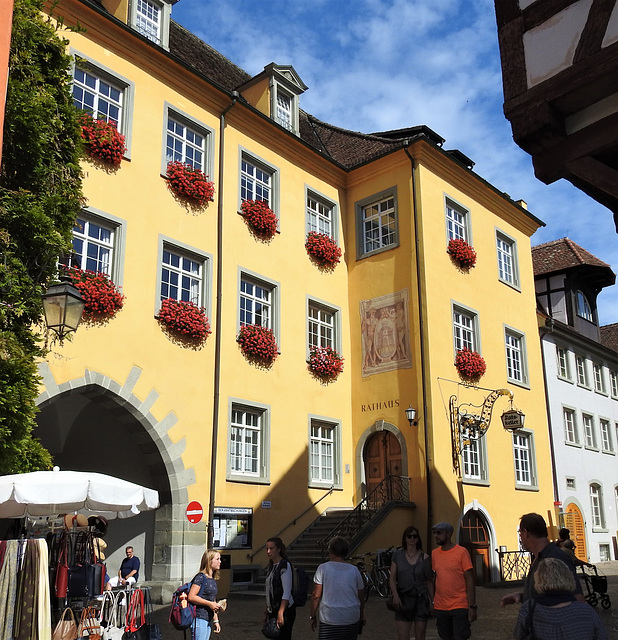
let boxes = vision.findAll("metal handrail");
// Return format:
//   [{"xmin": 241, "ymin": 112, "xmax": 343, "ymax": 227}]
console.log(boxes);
[
  {"xmin": 246, "ymin": 485, "xmax": 334, "ymax": 562},
  {"xmin": 319, "ymin": 475, "xmax": 411, "ymax": 557},
  {"xmin": 496, "ymin": 549, "xmax": 532, "ymax": 581}
]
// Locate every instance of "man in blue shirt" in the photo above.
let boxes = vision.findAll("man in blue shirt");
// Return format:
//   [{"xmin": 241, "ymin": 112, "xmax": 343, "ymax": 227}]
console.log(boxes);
[{"xmin": 107, "ymin": 546, "xmax": 140, "ymax": 588}]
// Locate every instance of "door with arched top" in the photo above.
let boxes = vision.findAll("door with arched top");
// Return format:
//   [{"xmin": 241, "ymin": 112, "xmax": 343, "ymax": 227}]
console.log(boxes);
[
  {"xmin": 460, "ymin": 510, "xmax": 491, "ymax": 585},
  {"xmin": 363, "ymin": 431, "xmax": 402, "ymax": 497},
  {"xmin": 564, "ymin": 503, "xmax": 587, "ymax": 562}
]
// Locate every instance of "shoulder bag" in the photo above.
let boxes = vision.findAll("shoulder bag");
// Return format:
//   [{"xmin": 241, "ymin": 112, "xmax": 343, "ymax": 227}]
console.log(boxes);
[{"xmin": 53, "ymin": 607, "xmax": 78, "ymax": 640}]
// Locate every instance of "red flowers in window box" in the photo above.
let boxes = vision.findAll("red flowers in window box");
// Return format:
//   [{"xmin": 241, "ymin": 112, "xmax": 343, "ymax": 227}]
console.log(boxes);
[
  {"xmin": 305, "ymin": 232, "xmax": 342, "ymax": 269},
  {"xmin": 156, "ymin": 298, "xmax": 211, "ymax": 343},
  {"xmin": 164, "ymin": 161, "xmax": 215, "ymax": 207},
  {"xmin": 237, "ymin": 324, "xmax": 278, "ymax": 365},
  {"xmin": 78, "ymin": 112, "xmax": 126, "ymax": 166},
  {"xmin": 448, "ymin": 238, "xmax": 477, "ymax": 269},
  {"xmin": 65, "ymin": 267, "xmax": 124, "ymax": 320},
  {"xmin": 455, "ymin": 348, "xmax": 486, "ymax": 382},
  {"xmin": 307, "ymin": 346, "xmax": 344, "ymax": 382},
  {"xmin": 240, "ymin": 200, "xmax": 278, "ymax": 239}
]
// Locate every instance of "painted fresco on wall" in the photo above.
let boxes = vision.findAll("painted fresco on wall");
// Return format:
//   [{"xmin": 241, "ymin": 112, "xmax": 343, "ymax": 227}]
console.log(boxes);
[{"xmin": 360, "ymin": 290, "xmax": 411, "ymax": 377}]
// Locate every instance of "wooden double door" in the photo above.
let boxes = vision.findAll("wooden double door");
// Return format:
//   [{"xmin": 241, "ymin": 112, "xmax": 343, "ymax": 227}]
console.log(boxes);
[
  {"xmin": 460, "ymin": 510, "xmax": 491, "ymax": 585},
  {"xmin": 363, "ymin": 431, "xmax": 402, "ymax": 496}
]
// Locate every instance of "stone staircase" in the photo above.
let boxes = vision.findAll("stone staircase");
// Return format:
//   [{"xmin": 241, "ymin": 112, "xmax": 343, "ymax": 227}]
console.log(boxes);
[{"xmin": 286, "ymin": 508, "xmax": 353, "ymax": 573}]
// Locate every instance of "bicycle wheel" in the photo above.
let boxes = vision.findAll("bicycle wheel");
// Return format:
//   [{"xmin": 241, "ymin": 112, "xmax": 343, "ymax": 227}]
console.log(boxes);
[
  {"xmin": 373, "ymin": 567, "xmax": 390, "ymax": 597},
  {"xmin": 360, "ymin": 571, "xmax": 371, "ymax": 601}
]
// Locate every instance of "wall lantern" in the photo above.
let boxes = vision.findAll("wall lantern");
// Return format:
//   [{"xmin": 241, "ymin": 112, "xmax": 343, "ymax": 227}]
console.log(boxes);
[
  {"xmin": 501, "ymin": 408, "xmax": 525, "ymax": 431},
  {"xmin": 42, "ymin": 276, "xmax": 85, "ymax": 340},
  {"xmin": 405, "ymin": 406, "xmax": 418, "ymax": 427}
]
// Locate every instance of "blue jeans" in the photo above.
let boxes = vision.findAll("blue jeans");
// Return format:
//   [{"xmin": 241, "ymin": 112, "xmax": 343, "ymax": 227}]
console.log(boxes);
[{"xmin": 193, "ymin": 618, "xmax": 212, "ymax": 640}]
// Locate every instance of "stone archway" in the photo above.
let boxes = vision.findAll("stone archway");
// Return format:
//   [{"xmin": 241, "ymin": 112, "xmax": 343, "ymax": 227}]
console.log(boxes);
[{"xmin": 36, "ymin": 362, "xmax": 196, "ymax": 582}]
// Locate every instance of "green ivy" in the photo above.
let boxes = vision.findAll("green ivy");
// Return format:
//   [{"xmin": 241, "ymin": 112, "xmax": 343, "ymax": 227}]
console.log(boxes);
[{"xmin": 0, "ymin": 0, "xmax": 83, "ymax": 473}]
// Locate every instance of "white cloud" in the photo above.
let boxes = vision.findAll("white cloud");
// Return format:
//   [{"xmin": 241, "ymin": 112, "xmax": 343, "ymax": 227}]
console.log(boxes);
[{"xmin": 174, "ymin": 0, "xmax": 618, "ymax": 324}]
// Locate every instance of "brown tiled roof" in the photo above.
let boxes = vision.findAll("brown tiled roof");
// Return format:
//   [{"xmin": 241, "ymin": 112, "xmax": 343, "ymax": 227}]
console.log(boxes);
[
  {"xmin": 600, "ymin": 324, "xmax": 618, "ymax": 353},
  {"xmin": 531, "ymin": 237, "xmax": 612, "ymax": 276}
]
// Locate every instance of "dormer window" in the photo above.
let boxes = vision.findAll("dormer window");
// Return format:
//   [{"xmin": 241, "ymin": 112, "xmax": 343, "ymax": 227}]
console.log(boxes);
[
  {"xmin": 129, "ymin": 0, "xmax": 175, "ymax": 50},
  {"xmin": 576, "ymin": 290, "xmax": 593, "ymax": 322},
  {"xmin": 276, "ymin": 90, "xmax": 293, "ymax": 132},
  {"xmin": 135, "ymin": 0, "xmax": 161, "ymax": 43}
]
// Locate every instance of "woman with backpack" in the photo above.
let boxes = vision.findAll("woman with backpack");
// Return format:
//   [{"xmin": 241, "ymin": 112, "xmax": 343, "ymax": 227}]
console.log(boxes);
[
  {"xmin": 264, "ymin": 537, "xmax": 296, "ymax": 639},
  {"xmin": 188, "ymin": 549, "xmax": 222, "ymax": 639}
]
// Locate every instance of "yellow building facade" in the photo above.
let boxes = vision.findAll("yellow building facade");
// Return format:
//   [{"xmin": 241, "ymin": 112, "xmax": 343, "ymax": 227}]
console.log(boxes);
[{"xmin": 34, "ymin": 0, "xmax": 555, "ymax": 591}]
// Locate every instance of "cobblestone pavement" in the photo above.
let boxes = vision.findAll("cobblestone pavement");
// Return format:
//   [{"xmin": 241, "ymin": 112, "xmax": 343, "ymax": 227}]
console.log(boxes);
[{"xmin": 153, "ymin": 566, "xmax": 618, "ymax": 640}]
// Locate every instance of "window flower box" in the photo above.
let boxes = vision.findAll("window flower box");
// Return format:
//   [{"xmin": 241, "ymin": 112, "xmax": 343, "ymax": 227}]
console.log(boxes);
[
  {"xmin": 78, "ymin": 112, "xmax": 126, "ymax": 167},
  {"xmin": 237, "ymin": 324, "xmax": 278, "ymax": 366},
  {"xmin": 156, "ymin": 298, "xmax": 211, "ymax": 343},
  {"xmin": 448, "ymin": 238, "xmax": 477, "ymax": 269},
  {"xmin": 164, "ymin": 161, "xmax": 215, "ymax": 207},
  {"xmin": 305, "ymin": 231, "xmax": 342, "ymax": 269},
  {"xmin": 240, "ymin": 200, "xmax": 278, "ymax": 239},
  {"xmin": 307, "ymin": 346, "xmax": 344, "ymax": 382},
  {"xmin": 65, "ymin": 267, "xmax": 124, "ymax": 320},
  {"xmin": 455, "ymin": 348, "xmax": 486, "ymax": 382}
]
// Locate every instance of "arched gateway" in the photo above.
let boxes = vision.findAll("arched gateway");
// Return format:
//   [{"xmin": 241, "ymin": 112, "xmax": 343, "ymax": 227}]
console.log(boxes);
[{"xmin": 35, "ymin": 363, "xmax": 196, "ymax": 583}]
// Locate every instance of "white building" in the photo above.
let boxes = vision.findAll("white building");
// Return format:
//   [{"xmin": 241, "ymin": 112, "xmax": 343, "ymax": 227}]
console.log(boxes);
[{"xmin": 534, "ymin": 238, "xmax": 618, "ymax": 563}]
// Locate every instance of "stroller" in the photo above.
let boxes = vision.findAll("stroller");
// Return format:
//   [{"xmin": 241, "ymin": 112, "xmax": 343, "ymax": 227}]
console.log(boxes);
[{"xmin": 578, "ymin": 565, "xmax": 611, "ymax": 609}]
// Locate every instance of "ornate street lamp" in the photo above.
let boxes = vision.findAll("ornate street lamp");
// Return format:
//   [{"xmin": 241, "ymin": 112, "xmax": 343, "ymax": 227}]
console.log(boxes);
[
  {"xmin": 405, "ymin": 405, "xmax": 418, "ymax": 427},
  {"xmin": 42, "ymin": 276, "xmax": 85, "ymax": 340}
]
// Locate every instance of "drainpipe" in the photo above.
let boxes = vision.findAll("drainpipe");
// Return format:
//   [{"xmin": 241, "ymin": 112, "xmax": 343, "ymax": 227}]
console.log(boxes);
[
  {"xmin": 403, "ymin": 144, "xmax": 433, "ymax": 546},
  {"xmin": 207, "ymin": 91, "xmax": 239, "ymax": 547}
]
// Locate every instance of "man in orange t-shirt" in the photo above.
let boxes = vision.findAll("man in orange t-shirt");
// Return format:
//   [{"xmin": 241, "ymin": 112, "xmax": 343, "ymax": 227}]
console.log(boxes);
[{"xmin": 431, "ymin": 522, "xmax": 476, "ymax": 640}]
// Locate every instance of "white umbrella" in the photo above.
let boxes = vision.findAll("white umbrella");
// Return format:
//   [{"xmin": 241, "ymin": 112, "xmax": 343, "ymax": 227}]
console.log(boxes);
[{"xmin": 0, "ymin": 467, "xmax": 159, "ymax": 519}]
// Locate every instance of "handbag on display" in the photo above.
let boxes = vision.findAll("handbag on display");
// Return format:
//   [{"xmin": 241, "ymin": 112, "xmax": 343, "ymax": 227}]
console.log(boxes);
[
  {"xmin": 78, "ymin": 606, "xmax": 102, "ymax": 640},
  {"xmin": 55, "ymin": 535, "xmax": 69, "ymax": 598},
  {"xmin": 100, "ymin": 591, "xmax": 125, "ymax": 640},
  {"xmin": 123, "ymin": 589, "xmax": 149, "ymax": 640},
  {"xmin": 53, "ymin": 607, "xmax": 78, "ymax": 640},
  {"xmin": 143, "ymin": 589, "xmax": 162, "ymax": 640}
]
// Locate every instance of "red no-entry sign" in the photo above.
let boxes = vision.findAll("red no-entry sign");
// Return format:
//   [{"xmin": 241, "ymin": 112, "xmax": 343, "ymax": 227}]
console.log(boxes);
[{"xmin": 186, "ymin": 501, "xmax": 203, "ymax": 524}]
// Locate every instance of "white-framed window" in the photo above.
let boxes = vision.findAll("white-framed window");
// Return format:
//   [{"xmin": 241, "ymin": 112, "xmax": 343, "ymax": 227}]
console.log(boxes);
[
  {"xmin": 135, "ymin": 0, "xmax": 161, "ymax": 43},
  {"xmin": 593, "ymin": 363, "xmax": 606, "ymax": 394},
  {"xmin": 62, "ymin": 208, "xmax": 126, "ymax": 285},
  {"xmin": 306, "ymin": 190, "xmax": 336, "ymax": 239},
  {"xmin": 600, "ymin": 419, "xmax": 613, "ymax": 453},
  {"xmin": 566, "ymin": 477, "xmax": 576, "ymax": 490},
  {"xmin": 453, "ymin": 305, "xmax": 478, "ymax": 352},
  {"xmin": 556, "ymin": 347, "xmax": 571, "ymax": 380},
  {"xmin": 309, "ymin": 417, "xmax": 341, "ymax": 488},
  {"xmin": 512, "ymin": 431, "xmax": 537, "ymax": 489},
  {"xmin": 240, "ymin": 152, "xmax": 277, "ymax": 211},
  {"xmin": 599, "ymin": 544, "xmax": 611, "ymax": 562},
  {"xmin": 496, "ymin": 231, "xmax": 519, "ymax": 287},
  {"xmin": 356, "ymin": 190, "xmax": 398, "ymax": 258},
  {"xmin": 461, "ymin": 436, "xmax": 488, "ymax": 485},
  {"xmin": 445, "ymin": 198, "xmax": 469, "ymax": 242},
  {"xmin": 65, "ymin": 215, "xmax": 114, "ymax": 275},
  {"xmin": 610, "ymin": 370, "xmax": 618, "ymax": 397},
  {"xmin": 240, "ymin": 275, "xmax": 272, "ymax": 328},
  {"xmin": 228, "ymin": 401, "xmax": 269, "ymax": 483},
  {"xmin": 576, "ymin": 291, "xmax": 593, "ymax": 321},
  {"xmin": 576, "ymin": 355, "xmax": 590, "ymax": 387},
  {"xmin": 71, "ymin": 54, "xmax": 134, "ymax": 153},
  {"xmin": 589, "ymin": 483, "xmax": 605, "ymax": 529},
  {"xmin": 583, "ymin": 413, "xmax": 597, "ymax": 449},
  {"xmin": 275, "ymin": 89, "xmax": 293, "ymax": 131},
  {"xmin": 166, "ymin": 116, "xmax": 204, "ymax": 170},
  {"xmin": 563, "ymin": 408, "xmax": 578, "ymax": 445},
  {"xmin": 505, "ymin": 327, "xmax": 528, "ymax": 385},
  {"xmin": 308, "ymin": 300, "xmax": 338, "ymax": 350},
  {"xmin": 160, "ymin": 246, "xmax": 203, "ymax": 305}
]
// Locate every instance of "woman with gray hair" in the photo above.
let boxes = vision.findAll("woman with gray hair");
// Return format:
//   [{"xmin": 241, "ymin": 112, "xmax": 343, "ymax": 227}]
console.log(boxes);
[
  {"xmin": 309, "ymin": 537, "xmax": 365, "ymax": 639},
  {"xmin": 514, "ymin": 558, "xmax": 607, "ymax": 639}
]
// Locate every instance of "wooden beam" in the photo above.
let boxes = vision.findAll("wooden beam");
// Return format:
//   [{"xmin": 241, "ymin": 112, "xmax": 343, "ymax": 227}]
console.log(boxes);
[
  {"xmin": 566, "ymin": 156, "xmax": 618, "ymax": 200},
  {"xmin": 574, "ymin": 0, "xmax": 615, "ymax": 62}
]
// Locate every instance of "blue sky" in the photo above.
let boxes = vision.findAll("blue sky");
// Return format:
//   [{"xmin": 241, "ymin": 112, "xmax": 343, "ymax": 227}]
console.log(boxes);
[{"xmin": 172, "ymin": 0, "xmax": 618, "ymax": 325}]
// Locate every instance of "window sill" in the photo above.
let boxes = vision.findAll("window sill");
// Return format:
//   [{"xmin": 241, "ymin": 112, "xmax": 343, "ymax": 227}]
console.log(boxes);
[
  {"xmin": 576, "ymin": 383, "xmax": 592, "ymax": 390},
  {"xmin": 515, "ymin": 484, "xmax": 539, "ymax": 492},
  {"xmin": 592, "ymin": 528, "xmax": 609, "ymax": 534},
  {"xmin": 565, "ymin": 441, "xmax": 582, "ymax": 449},
  {"xmin": 309, "ymin": 482, "xmax": 342, "ymax": 491},
  {"xmin": 357, "ymin": 241, "xmax": 399, "ymax": 261},
  {"xmin": 584, "ymin": 446, "xmax": 599, "ymax": 453},
  {"xmin": 600, "ymin": 449, "xmax": 616, "ymax": 456},
  {"xmin": 498, "ymin": 277, "xmax": 521, "ymax": 293},
  {"xmin": 226, "ymin": 475, "xmax": 270, "ymax": 485},
  {"xmin": 557, "ymin": 375, "xmax": 574, "ymax": 384},
  {"xmin": 507, "ymin": 378, "xmax": 530, "ymax": 390},
  {"xmin": 462, "ymin": 478, "xmax": 490, "ymax": 487},
  {"xmin": 593, "ymin": 389, "xmax": 608, "ymax": 397}
]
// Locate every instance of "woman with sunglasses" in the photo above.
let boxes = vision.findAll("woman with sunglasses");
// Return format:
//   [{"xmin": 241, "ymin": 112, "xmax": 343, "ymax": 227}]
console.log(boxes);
[{"xmin": 389, "ymin": 526, "xmax": 434, "ymax": 640}]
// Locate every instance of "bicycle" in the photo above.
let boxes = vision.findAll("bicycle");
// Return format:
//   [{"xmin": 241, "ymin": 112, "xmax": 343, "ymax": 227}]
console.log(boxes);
[{"xmin": 349, "ymin": 551, "xmax": 391, "ymax": 599}]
